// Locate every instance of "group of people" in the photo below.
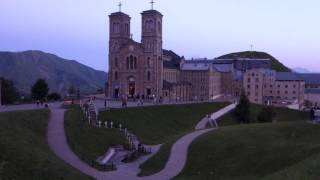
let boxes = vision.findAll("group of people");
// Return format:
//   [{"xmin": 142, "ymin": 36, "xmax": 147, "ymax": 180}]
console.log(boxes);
[
  {"xmin": 310, "ymin": 108, "xmax": 320, "ymax": 122},
  {"xmin": 206, "ymin": 114, "xmax": 219, "ymax": 128},
  {"xmin": 36, "ymin": 100, "xmax": 48, "ymax": 108}
]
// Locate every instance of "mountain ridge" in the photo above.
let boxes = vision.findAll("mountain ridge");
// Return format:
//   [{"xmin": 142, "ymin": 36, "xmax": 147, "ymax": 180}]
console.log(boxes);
[{"xmin": 0, "ymin": 50, "xmax": 107, "ymax": 95}]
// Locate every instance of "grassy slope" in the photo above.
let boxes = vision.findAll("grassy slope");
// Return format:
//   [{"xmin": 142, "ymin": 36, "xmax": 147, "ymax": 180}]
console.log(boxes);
[
  {"xmin": 64, "ymin": 107, "xmax": 127, "ymax": 169},
  {"xmin": 99, "ymin": 102, "xmax": 229, "ymax": 177},
  {"xmin": 219, "ymin": 104, "xmax": 309, "ymax": 126},
  {"xmin": 217, "ymin": 51, "xmax": 291, "ymax": 72},
  {"xmin": 175, "ymin": 122, "xmax": 320, "ymax": 180},
  {"xmin": 0, "ymin": 110, "xmax": 90, "ymax": 180},
  {"xmin": 99, "ymin": 102, "xmax": 229, "ymax": 145}
]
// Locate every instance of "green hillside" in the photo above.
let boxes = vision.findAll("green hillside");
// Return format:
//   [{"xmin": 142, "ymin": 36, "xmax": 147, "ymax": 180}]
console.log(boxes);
[
  {"xmin": 0, "ymin": 110, "xmax": 90, "ymax": 180},
  {"xmin": 217, "ymin": 51, "xmax": 291, "ymax": 72},
  {"xmin": 0, "ymin": 50, "xmax": 107, "ymax": 95}
]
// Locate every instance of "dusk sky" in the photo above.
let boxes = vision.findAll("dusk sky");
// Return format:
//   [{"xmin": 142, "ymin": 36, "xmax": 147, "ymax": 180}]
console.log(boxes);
[{"xmin": 0, "ymin": 0, "xmax": 319, "ymax": 72}]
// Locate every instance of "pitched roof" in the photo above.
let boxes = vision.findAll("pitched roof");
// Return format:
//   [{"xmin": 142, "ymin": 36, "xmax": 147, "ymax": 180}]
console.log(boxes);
[
  {"xmin": 298, "ymin": 74, "xmax": 320, "ymax": 85},
  {"xmin": 180, "ymin": 61, "xmax": 210, "ymax": 71},
  {"xmin": 163, "ymin": 50, "xmax": 182, "ymax": 69},
  {"xmin": 276, "ymin": 72, "xmax": 302, "ymax": 81},
  {"xmin": 212, "ymin": 64, "xmax": 233, "ymax": 73},
  {"xmin": 305, "ymin": 89, "xmax": 320, "ymax": 94}
]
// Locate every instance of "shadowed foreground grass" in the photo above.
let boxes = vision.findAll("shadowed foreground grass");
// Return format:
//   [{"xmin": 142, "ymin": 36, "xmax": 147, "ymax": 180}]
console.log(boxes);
[
  {"xmin": 0, "ymin": 110, "xmax": 91, "ymax": 180},
  {"xmin": 175, "ymin": 122, "xmax": 320, "ymax": 180}
]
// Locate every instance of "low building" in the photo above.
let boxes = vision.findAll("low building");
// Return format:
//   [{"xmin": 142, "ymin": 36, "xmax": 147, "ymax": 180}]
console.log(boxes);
[
  {"xmin": 299, "ymin": 74, "xmax": 320, "ymax": 108},
  {"xmin": 243, "ymin": 69, "xmax": 305, "ymax": 108}
]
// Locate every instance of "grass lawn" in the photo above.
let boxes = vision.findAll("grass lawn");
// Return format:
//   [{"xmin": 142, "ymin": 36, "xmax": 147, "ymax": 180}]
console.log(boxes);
[
  {"xmin": 175, "ymin": 122, "xmax": 320, "ymax": 180},
  {"xmin": 99, "ymin": 102, "xmax": 229, "ymax": 176},
  {"xmin": 219, "ymin": 104, "xmax": 309, "ymax": 126},
  {"xmin": 0, "ymin": 110, "xmax": 90, "ymax": 180},
  {"xmin": 99, "ymin": 102, "xmax": 229, "ymax": 145},
  {"xmin": 64, "ymin": 107, "xmax": 128, "ymax": 170}
]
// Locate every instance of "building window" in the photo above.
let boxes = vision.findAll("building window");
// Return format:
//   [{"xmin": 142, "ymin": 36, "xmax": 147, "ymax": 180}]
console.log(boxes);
[
  {"xmin": 125, "ymin": 23, "xmax": 129, "ymax": 34},
  {"xmin": 285, "ymin": 91, "xmax": 288, "ymax": 94},
  {"xmin": 134, "ymin": 57, "xmax": 137, "ymax": 69},
  {"xmin": 270, "ymin": 91, "xmax": 273, "ymax": 94},
  {"xmin": 278, "ymin": 85, "xmax": 281, "ymax": 88},
  {"xmin": 247, "ymin": 78, "xmax": 251, "ymax": 82},
  {"xmin": 285, "ymin": 85, "xmax": 288, "ymax": 88},
  {"xmin": 130, "ymin": 56, "xmax": 134, "ymax": 69},
  {"xmin": 114, "ymin": 71, "xmax": 118, "ymax": 80},
  {"xmin": 256, "ymin": 78, "xmax": 259, "ymax": 82},
  {"xmin": 293, "ymin": 85, "xmax": 296, "ymax": 88},
  {"xmin": 115, "ymin": 58, "xmax": 118, "ymax": 67},
  {"xmin": 293, "ymin": 91, "xmax": 296, "ymax": 94},
  {"xmin": 270, "ymin": 85, "xmax": 273, "ymax": 88},
  {"xmin": 255, "ymin": 85, "xmax": 259, "ymax": 89},
  {"xmin": 247, "ymin": 85, "xmax": 251, "ymax": 89},
  {"xmin": 277, "ymin": 90, "xmax": 280, "ymax": 94},
  {"xmin": 147, "ymin": 71, "xmax": 151, "ymax": 81},
  {"xmin": 126, "ymin": 57, "xmax": 129, "ymax": 69}
]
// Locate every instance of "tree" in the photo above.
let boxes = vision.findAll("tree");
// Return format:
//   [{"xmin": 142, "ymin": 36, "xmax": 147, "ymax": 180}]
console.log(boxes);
[
  {"xmin": 0, "ymin": 78, "xmax": 19, "ymax": 105},
  {"xmin": 258, "ymin": 106, "xmax": 277, "ymax": 123},
  {"xmin": 31, "ymin": 79, "xmax": 49, "ymax": 100},
  {"xmin": 233, "ymin": 92, "xmax": 250, "ymax": 123},
  {"xmin": 47, "ymin": 92, "xmax": 62, "ymax": 101}
]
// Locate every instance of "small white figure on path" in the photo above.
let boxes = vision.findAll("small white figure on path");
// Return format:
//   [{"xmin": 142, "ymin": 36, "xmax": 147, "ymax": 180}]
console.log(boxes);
[
  {"xmin": 105, "ymin": 121, "xmax": 108, "ymax": 128},
  {"xmin": 110, "ymin": 121, "xmax": 113, "ymax": 128},
  {"xmin": 119, "ymin": 123, "xmax": 122, "ymax": 131},
  {"xmin": 98, "ymin": 121, "xmax": 102, "ymax": 128}
]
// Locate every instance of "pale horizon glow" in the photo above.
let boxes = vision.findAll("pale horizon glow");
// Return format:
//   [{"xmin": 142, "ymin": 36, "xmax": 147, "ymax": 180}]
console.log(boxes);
[{"xmin": 0, "ymin": 0, "xmax": 319, "ymax": 72}]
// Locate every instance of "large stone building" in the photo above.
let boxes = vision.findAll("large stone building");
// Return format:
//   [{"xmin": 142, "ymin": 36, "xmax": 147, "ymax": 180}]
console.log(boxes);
[{"xmin": 106, "ymin": 6, "xmax": 320, "ymax": 109}]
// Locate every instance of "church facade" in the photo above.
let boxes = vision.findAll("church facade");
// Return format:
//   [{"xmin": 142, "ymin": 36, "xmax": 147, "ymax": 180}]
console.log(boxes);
[{"xmin": 107, "ymin": 9, "xmax": 163, "ymax": 99}]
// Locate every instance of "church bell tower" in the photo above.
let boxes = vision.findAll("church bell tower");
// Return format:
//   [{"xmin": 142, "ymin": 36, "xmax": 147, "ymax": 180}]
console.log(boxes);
[{"xmin": 141, "ymin": 1, "xmax": 163, "ymax": 98}]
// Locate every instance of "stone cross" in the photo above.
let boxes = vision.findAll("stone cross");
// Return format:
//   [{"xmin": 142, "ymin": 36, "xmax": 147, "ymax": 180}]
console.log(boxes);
[
  {"xmin": 98, "ymin": 121, "xmax": 102, "ymax": 128},
  {"xmin": 118, "ymin": 1, "xmax": 122, "ymax": 12},
  {"xmin": 150, "ymin": 0, "xmax": 155, "ymax": 10}
]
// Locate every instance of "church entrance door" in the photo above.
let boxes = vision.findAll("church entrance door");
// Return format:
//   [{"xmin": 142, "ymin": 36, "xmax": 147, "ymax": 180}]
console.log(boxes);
[{"xmin": 128, "ymin": 77, "xmax": 135, "ymax": 98}]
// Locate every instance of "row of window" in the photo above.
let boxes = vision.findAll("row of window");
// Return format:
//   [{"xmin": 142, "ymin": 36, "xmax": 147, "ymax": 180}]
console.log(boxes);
[
  {"xmin": 113, "ymin": 71, "xmax": 151, "ymax": 81},
  {"xmin": 114, "ymin": 57, "xmax": 154, "ymax": 69},
  {"xmin": 247, "ymin": 90, "xmax": 297, "ymax": 95},
  {"xmin": 112, "ymin": 22, "xmax": 129, "ymax": 34}
]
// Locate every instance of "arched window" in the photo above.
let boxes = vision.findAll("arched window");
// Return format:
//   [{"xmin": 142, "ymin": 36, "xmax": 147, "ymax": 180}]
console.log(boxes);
[
  {"xmin": 114, "ymin": 71, "xmax": 118, "ymax": 80},
  {"xmin": 115, "ymin": 58, "xmax": 118, "ymax": 67},
  {"xmin": 125, "ymin": 23, "xmax": 129, "ymax": 34},
  {"xmin": 158, "ymin": 21, "xmax": 161, "ymax": 33},
  {"xmin": 113, "ymin": 22, "xmax": 120, "ymax": 33},
  {"xmin": 134, "ymin": 57, "xmax": 137, "ymax": 69},
  {"xmin": 147, "ymin": 71, "xmax": 151, "ymax": 81},
  {"xmin": 130, "ymin": 55, "xmax": 134, "ymax": 69},
  {"xmin": 126, "ymin": 57, "xmax": 130, "ymax": 69}
]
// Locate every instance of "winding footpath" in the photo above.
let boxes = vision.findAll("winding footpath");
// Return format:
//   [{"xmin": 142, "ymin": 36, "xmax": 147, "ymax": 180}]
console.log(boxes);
[{"xmin": 47, "ymin": 103, "xmax": 236, "ymax": 180}]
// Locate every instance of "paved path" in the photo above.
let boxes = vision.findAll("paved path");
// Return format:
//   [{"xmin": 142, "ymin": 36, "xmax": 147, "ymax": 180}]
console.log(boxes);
[
  {"xmin": 195, "ymin": 103, "xmax": 237, "ymax": 130},
  {"xmin": 47, "ymin": 103, "xmax": 234, "ymax": 180},
  {"xmin": 145, "ymin": 128, "xmax": 214, "ymax": 180}
]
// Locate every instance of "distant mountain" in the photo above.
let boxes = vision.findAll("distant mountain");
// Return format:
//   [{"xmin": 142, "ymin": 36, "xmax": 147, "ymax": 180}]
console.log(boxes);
[
  {"xmin": 217, "ymin": 51, "xmax": 291, "ymax": 72},
  {"xmin": 0, "ymin": 50, "xmax": 107, "ymax": 95},
  {"xmin": 292, "ymin": 67, "xmax": 312, "ymax": 73}
]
